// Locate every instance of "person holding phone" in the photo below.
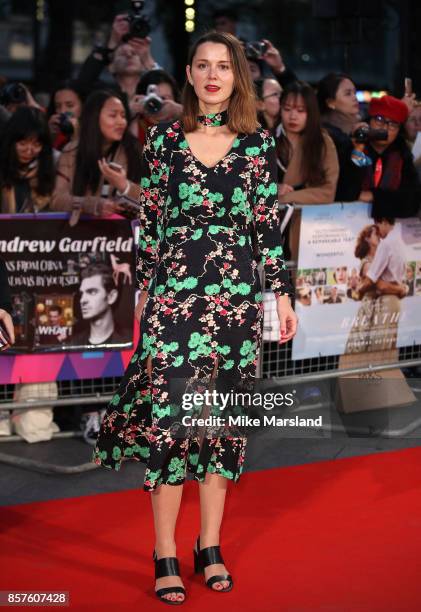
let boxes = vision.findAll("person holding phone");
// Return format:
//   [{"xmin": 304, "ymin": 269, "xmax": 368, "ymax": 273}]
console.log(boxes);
[{"xmin": 52, "ymin": 89, "xmax": 142, "ymax": 225}]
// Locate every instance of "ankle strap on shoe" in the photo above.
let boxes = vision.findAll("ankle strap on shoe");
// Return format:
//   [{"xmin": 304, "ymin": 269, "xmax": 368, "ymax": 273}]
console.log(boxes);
[
  {"xmin": 155, "ymin": 556, "xmax": 180, "ymax": 579},
  {"xmin": 199, "ymin": 545, "xmax": 224, "ymax": 567}
]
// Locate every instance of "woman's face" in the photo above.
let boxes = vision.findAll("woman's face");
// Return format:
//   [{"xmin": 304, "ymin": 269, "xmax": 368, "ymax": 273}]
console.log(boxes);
[
  {"xmin": 262, "ymin": 79, "xmax": 281, "ymax": 119},
  {"xmin": 335, "ymin": 267, "xmax": 348, "ymax": 284},
  {"xmin": 99, "ymin": 97, "xmax": 127, "ymax": 143},
  {"xmin": 15, "ymin": 136, "xmax": 42, "ymax": 165},
  {"xmin": 281, "ymin": 94, "xmax": 307, "ymax": 134},
  {"xmin": 54, "ymin": 89, "xmax": 82, "ymax": 118},
  {"xmin": 187, "ymin": 42, "xmax": 235, "ymax": 111},
  {"xmin": 156, "ymin": 83, "xmax": 175, "ymax": 102},
  {"xmin": 328, "ymin": 78, "xmax": 359, "ymax": 115},
  {"xmin": 369, "ymin": 115, "xmax": 400, "ymax": 147},
  {"xmin": 405, "ymin": 106, "xmax": 421, "ymax": 141}
]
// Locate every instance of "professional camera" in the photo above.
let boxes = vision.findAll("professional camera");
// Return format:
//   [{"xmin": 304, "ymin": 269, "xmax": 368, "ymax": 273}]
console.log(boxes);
[
  {"xmin": 123, "ymin": 0, "xmax": 150, "ymax": 41},
  {"xmin": 0, "ymin": 82, "xmax": 27, "ymax": 107},
  {"xmin": 58, "ymin": 112, "xmax": 74, "ymax": 136},
  {"xmin": 245, "ymin": 41, "xmax": 268, "ymax": 60},
  {"xmin": 353, "ymin": 125, "xmax": 388, "ymax": 144},
  {"xmin": 143, "ymin": 84, "xmax": 163, "ymax": 115}
]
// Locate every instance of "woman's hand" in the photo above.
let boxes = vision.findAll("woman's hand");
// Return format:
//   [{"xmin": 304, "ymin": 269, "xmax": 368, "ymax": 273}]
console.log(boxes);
[
  {"xmin": 155, "ymin": 100, "xmax": 183, "ymax": 122},
  {"xmin": 135, "ymin": 291, "xmax": 149, "ymax": 323},
  {"xmin": 0, "ymin": 309, "xmax": 15, "ymax": 350},
  {"xmin": 48, "ymin": 113, "xmax": 60, "ymax": 136},
  {"xmin": 261, "ymin": 39, "xmax": 286, "ymax": 74},
  {"xmin": 276, "ymin": 295, "xmax": 298, "ymax": 344},
  {"xmin": 278, "ymin": 183, "xmax": 294, "ymax": 197},
  {"xmin": 98, "ymin": 159, "xmax": 128, "ymax": 193},
  {"xmin": 129, "ymin": 94, "xmax": 146, "ymax": 120},
  {"xmin": 99, "ymin": 199, "xmax": 125, "ymax": 216}
]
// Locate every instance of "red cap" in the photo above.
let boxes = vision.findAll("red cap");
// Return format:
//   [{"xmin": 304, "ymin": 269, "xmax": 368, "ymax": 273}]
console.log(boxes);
[{"xmin": 368, "ymin": 95, "xmax": 409, "ymax": 124}]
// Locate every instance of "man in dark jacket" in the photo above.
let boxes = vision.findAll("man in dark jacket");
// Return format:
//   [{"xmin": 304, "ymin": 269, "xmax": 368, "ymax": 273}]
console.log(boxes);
[{"xmin": 359, "ymin": 95, "xmax": 421, "ymax": 219}]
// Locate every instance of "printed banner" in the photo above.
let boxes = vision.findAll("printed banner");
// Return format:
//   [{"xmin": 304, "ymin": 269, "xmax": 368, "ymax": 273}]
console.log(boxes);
[
  {"xmin": 0, "ymin": 214, "xmax": 139, "ymax": 384},
  {"xmin": 292, "ymin": 203, "xmax": 421, "ymax": 360}
]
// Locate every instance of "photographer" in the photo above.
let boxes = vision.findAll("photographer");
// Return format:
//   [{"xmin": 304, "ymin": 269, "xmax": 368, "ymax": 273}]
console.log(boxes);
[
  {"xmin": 52, "ymin": 90, "xmax": 142, "ymax": 226},
  {"xmin": 77, "ymin": 10, "xmax": 160, "ymax": 104},
  {"xmin": 317, "ymin": 73, "xmax": 367, "ymax": 202},
  {"xmin": 245, "ymin": 39, "xmax": 297, "ymax": 88},
  {"xmin": 0, "ymin": 81, "xmax": 42, "ymax": 115},
  {"xmin": 47, "ymin": 81, "xmax": 84, "ymax": 151},
  {"xmin": 131, "ymin": 69, "xmax": 182, "ymax": 142},
  {"xmin": 359, "ymin": 95, "xmax": 421, "ymax": 218}
]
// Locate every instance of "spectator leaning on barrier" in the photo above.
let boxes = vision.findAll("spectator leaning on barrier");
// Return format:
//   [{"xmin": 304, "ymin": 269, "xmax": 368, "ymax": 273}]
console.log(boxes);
[
  {"xmin": 77, "ymin": 13, "xmax": 160, "ymax": 103},
  {"xmin": 52, "ymin": 90, "xmax": 142, "ymax": 226},
  {"xmin": 317, "ymin": 72, "xmax": 368, "ymax": 202},
  {"xmin": 254, "ymin": 77, "xmax": 282, "ymax": 134},
  {"xmin": 131, "ymin": 69, "xmax": 183, "ymax": 144},
  {"xmin": 359, "ymin": 95, "xmax": 421, "ymax": 219},
  {"xmin": 275, "ymin": 81, "xmax": 339, "ymax": 258},
  {"xmin": 0, "ymin": 107, "xmax": 55, "ymax": 213},
  {"xmin": 47, "ymin": 80, "xmax": 84, "ymax": 152}
]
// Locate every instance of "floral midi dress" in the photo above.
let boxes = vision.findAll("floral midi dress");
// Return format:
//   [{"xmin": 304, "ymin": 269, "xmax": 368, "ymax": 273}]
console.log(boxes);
[{"xmin": 92, "ymin": 116, "xmax": 294, "ymax": 492}]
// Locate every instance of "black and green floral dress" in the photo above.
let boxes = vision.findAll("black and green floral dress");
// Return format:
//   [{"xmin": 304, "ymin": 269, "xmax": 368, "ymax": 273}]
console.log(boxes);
[{"xmin": 92, "ymin": 111, "xmax": 294, "ymax": 492}]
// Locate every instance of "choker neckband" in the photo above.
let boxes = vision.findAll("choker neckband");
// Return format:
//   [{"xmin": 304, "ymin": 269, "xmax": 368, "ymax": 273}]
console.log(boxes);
[{"xmin": 197, "ymin": 109, "xmax": 228, "ymax": 127}]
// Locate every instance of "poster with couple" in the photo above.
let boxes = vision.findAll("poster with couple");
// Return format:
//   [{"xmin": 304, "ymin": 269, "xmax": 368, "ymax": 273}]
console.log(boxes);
[{"xmin": 292, "ymin": 202, "xmax": 421, "ymax": 360}]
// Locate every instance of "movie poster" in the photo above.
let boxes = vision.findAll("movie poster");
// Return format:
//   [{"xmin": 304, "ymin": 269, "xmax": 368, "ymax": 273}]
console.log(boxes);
[
  {"xmin": 0, "ymin": 215, "xmax": 136, "ymax": 353},
  {"xmin": 292, "ymin": 203, "xmax": 421, "ymax": 360}
]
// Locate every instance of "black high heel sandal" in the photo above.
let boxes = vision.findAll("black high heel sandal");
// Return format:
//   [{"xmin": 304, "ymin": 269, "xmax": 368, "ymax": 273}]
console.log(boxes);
[
  {"xmin": 193, "ymin": 536, "xmax": 233, "ymax": 592},
  {"xmin": 153, "ymin": 550, "xmax": 186, "ymax": 605}
]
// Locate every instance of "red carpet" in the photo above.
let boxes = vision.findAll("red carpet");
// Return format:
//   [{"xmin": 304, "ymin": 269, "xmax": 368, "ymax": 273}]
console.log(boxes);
[{"xmin": 1, "ymin": 447, "xmax": 421, "ymax": 611}]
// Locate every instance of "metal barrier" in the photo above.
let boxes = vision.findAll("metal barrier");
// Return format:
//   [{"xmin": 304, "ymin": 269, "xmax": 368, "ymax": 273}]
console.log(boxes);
[{"xmin": 1, "ymin": 260, "xmax": 421, "ymax": 471}]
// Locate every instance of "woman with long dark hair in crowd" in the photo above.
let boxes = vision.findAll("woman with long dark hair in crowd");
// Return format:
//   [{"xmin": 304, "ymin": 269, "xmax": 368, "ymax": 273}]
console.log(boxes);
[
  {"xmin": 52, "ymin": 89, "xmax": 142, "ymax": 225},
  {"xmin": 276, "ymin": 80, "xmax": 339, "ymax": 257},
  {"xmin": 47, "ymin": 80, "xmax": 84, "ymax": 151},
  {"xmin": 254, "ymin": 77, "xmax": 282, "ymax": 133},
  {"xmin": 0, "ymin": 106, "xmax": 55, "ymax": 213},
  {"xmin": 317, "ymin": 72, "xmax": 367, "ymax": 202},
  {"xmin": 93, "ymin": 31, "xmax": 297, "ymax": 604}
]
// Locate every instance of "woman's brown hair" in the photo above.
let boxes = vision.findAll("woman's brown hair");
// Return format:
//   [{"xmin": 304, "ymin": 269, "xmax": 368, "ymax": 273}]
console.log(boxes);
[
  {"xmin": 182, "ymin": 31, "xmax": 258, "ymax": 134},
  {"xmin": 354, "ymin": 224, "xmax": 378, "ymax": 259},
  {"xmin": 277, "ymin": 81, "xmax": 327, "ymax": 186}
]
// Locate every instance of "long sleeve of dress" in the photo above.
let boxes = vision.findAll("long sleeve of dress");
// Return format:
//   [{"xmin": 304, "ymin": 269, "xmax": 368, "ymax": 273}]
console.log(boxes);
[
  {"xmin": 253, "ymin": 132, "xmax": 295, "ymax": 298},
  {"xmin": 136, "ymin": 125, "xmax": 165, "ymax": 291}
]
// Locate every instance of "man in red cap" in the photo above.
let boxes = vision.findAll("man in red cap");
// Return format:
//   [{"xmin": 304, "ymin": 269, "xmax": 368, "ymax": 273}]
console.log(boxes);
[{"xmin": 358, "ymin": 94, "xmax": 421, "ymax": 218}]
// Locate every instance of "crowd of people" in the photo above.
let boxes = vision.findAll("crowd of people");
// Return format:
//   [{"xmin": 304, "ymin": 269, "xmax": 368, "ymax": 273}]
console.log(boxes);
[{"xmin": 1, "ymin": 7, "xmax": 421, "ymax": 443}]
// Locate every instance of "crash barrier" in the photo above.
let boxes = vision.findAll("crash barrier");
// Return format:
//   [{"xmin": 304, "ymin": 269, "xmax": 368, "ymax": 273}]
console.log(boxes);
[{"xmin": 1, "ymin": 204, "xmax": 421, "ymax": 472}]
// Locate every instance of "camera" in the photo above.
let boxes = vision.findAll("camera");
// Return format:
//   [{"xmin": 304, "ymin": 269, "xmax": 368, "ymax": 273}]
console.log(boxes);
[
  {"xmin": 245, "ymin": 41, "xmax": 268, "ymax": 60},
  {"xmin": 143, "ymin": 84, "xmax": 163, "ymax": 115},
  {"xmin": 353, "ymin": 125, "xmax": 388, "ymax": 144},
  {"xmin": 0, "ymin": 82, "xmax": 27, "ymax": 107},
  {"xmin": 58, "ymin": 112, "xmax": 74, "ymax": 136},
  {"xmin": 123, "ymin": 0, "xmax": 150, "ymax": 41}
]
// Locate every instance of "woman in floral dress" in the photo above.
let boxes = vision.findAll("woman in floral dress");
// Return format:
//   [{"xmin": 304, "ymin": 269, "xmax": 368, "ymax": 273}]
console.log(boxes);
[{"xmin": 93, "ymin": 32, "xmax": 297, "ymax": 604}]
